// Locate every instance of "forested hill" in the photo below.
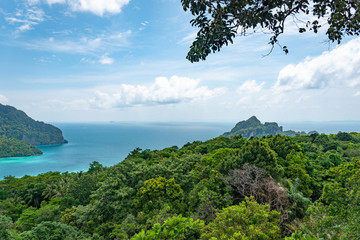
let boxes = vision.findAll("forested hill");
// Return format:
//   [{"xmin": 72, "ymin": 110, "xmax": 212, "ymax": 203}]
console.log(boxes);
[
  {"xmin": 0, "ymin": 103, "xmax": 66, "ymax": 145},
  {"xmin": 1, "ymin": 132, "xmax": 359, "ymax": 239},
  {"xmin": 222, "ymin": 116, "xmax": 307, "ymax": 138},
  {"xmin": 0, "ymin": 136, "xmax": 42, "ymax": 158}
]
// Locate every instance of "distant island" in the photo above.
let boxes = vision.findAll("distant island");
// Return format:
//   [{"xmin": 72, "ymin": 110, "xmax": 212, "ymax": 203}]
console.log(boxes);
[
  {"xmin": 222, "ymin": 116, "xmax": 310, "ymax": 138},
  {"xmin": 0, "ymin": 103, "xmax": 67, "ymax": 158}
]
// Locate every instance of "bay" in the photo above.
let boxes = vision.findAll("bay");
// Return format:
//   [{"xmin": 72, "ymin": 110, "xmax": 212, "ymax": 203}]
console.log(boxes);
[
  {"xmin": 0, "ymin": 122, "xmax": 233, "ymax": 178},
  {"xmin": 1, "ymin": 121, "xmax": 360, "ymax": 179}
]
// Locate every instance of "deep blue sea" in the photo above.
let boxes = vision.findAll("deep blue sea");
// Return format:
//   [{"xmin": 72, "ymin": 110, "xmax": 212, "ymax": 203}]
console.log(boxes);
[{"xmin": 1, "ymin": 121, "xmax": 360, "ymax": 179}]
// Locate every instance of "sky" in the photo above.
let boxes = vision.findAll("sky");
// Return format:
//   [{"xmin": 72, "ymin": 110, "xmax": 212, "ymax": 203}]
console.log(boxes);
[{"xmin": 0, "ymin": 0, "xmax": 359, "ymax": 123}]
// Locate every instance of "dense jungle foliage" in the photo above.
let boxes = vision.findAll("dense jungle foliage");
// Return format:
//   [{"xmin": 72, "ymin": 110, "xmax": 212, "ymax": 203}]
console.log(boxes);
[
  {"xmin": 1, "ymin": 131, "xmax": 360, "ymax": 239},
  {"xmin": 0, "ymin": 136, "xmax": 42, "ymax": 158}
]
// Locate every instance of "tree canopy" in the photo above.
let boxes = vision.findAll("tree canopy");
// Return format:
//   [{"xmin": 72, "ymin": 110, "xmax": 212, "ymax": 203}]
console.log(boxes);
[
  {"xmin": 181, "ymin": 0, "xmax": 360, "ymax": 62},
  {"xmin": 1, "ymin": 130, "xmax": 360, "ymax": 239}
]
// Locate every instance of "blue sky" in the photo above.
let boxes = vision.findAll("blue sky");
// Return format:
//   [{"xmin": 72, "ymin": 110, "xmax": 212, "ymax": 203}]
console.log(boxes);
[{"xmin": 0, "ymin": 0, "xmax": 359, "ymax": 123}]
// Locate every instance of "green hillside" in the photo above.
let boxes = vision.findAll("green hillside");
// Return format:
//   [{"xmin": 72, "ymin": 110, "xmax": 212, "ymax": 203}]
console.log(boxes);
[
  {"xmin": 0, "ymin": 104, "xmax": 66, "ymax": 145},
  {"xmin": 0, "ymin": 136, "xmax": 42, "ymax": 158},
  {"xmin": 223, "ymin": 116, "xmax": 307, "ymax": 138},
  {"xmin": 0, "ymin": 103, "xmax": 67, "ymax": 158}
]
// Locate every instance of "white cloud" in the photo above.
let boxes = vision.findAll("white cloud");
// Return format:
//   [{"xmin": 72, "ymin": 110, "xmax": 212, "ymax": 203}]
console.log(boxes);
[
  {"xmin": 26, "ymin": 8, "xmax": 46, "ymax": 21},
  {"xmin": 22, "ymin": 30, "xmax": 131, "ymax": 54},
  {"xmin": 179, "ymin": 32, "xmax": 197, "ymax": 44},
  {"xmin": 273, "ymin": 37, "xmax": 360, "ymax": 92},
  {"xmin": 46, "ymin": 0, "xmax": 130, "ymax": 16},
  {"xmin": 0, "ymin": 94, "xmax": 8, "ymax": 103},
  {"xmin": 27, "ymin": 0, "xmax": 41, "ymax": 5},
  {"xmin": 139, "ymin": 21, "xmax": 149, "ymax": 30},
  {"xmin": 89, "ymin": 75, "xmax": 226, "ymax": 108},
  {"xmin": 99, "ymin": 55, "xmax": 114, "ymax": 65},
  {"xmin": 235, "ymin": 80, "xmax": 265, "ymax": 105},
  {"xmin": 52, "ymin": 29, "xmax": 72, "ymax": 35},
  {"xmin": 80, "ymin": 57, "xmax": 95, "ymax": 64},
  {"xmin": 70, "ymin": 0, "xmax": 130, "ymax": 16},
  {"xmin": 24, "ymin": 37, "xmax": 100, "ymax": 53},
  {"xmin": 18, "ymin": 23, "xmax": 32, "ymax": 32},
  {"xmin": 140, "ymin": 21, "xmax": 149, "ymax": 26},
  {"xmin": 5, "ymin": 7, "xmax": 46, "ymax": 33},
  {"xmin": 236, "ymin": 80, "xmax": 265, "ymax": 94},
  {"xmin": 46, "ymin": 0, "xmax": 66, "ymax": 4}
]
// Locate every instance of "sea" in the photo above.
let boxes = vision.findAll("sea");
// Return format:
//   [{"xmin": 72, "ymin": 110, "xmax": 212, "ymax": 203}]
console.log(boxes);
[{"xmin": 1, "ymin": 121, "xmax": 360, "ymax": 179}]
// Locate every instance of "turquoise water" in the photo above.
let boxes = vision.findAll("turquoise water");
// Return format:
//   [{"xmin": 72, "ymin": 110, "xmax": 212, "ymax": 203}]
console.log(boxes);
[
  {"xmin": 0, "ymin": 122, "xmax": 233, "ymax": 178},
  {"xmin": 1, "ymin": 121, "xmax": 360, "ymax": 179}
]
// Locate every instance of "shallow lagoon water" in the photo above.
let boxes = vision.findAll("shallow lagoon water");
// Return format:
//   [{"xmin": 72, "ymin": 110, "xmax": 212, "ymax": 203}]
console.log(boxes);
[{"xmin": 0, "ymin": 122, "xmax": 233, "ymax": 178}]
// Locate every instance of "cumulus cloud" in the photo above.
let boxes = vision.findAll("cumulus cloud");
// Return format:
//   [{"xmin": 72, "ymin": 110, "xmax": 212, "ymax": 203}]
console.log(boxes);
[
  {"xmin": 0, "ymin": 94, "xmax": 8, "ymax": 104},
  {"xmin": 46, "ymin": 0, "xmax": 130, "ymax": 16},
  {"xmin": 273, "ymin": 37, "xmax": 360, "ymax": 92},
  {"xmin": 235, "ymin": 80, "xmax": 265, "ymax": 104},
  {"xmin": 99, "ymin": 55, "xmax": 114, "ymax": 64},
  {"xmin": 237, "ymin": 80, "xmax": 265, "ymax": 94},
  {"xmin": 89, "ymin": 76, "xmax": 226, "ymax": 108}
]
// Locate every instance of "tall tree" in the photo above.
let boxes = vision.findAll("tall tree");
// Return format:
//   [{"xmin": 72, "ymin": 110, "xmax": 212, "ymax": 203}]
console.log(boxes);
[
  {"xmin": 200, "ymin": 196, "xmax": 281, "ymax": 239},
  {"xmin": 181, "ymin": 0, "xmax": 360, "ymax": 62}
]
